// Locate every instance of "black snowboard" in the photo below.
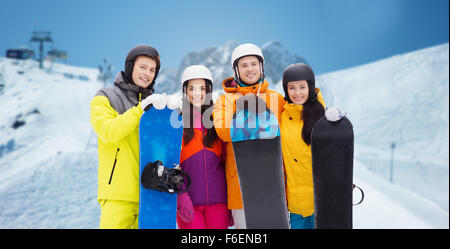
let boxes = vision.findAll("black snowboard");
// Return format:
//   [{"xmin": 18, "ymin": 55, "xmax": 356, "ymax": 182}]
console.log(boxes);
[
  {"xmin": 230, "ymin": 97, "xmax": 289, "ymax": 229},
  {"xmin": 311, "ymin": 116, "xmax": 354, "ymax": 229}
]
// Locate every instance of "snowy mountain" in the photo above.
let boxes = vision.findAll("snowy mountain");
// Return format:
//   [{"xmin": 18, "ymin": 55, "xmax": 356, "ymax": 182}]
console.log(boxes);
[
  {"xmin": 0, "ymin": 58, "xmax": 103, "ymax": 228},
  {"xmin": 153, "ymin": 40, "xmax": 307, "ymax": 95},
  {"xmin": 0, "ymin": 42, "xmax": 448, "ymax": 228}
]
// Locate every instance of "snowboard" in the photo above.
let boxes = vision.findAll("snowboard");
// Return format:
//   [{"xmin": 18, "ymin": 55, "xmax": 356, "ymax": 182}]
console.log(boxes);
[
  {"xmin": 230, "ymin": 97, "xmax": 290, "ymax": 229},
  {"xmin": 138, "ymin": 106, "xmax": 183, "ymax": 229},
  {"xmin": 311, "ymin": 116, "xmax": 354, "ymax": 229}
]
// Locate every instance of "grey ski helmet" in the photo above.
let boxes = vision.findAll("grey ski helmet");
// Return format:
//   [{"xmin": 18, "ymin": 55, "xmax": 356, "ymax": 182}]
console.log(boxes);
[
  {"xmin": 282, "ymin": 63, "xmax": 317, "ymax": 104},
  {"xmin": 124, "ymin": 44, "xmax": 161, "ymax": 87}
]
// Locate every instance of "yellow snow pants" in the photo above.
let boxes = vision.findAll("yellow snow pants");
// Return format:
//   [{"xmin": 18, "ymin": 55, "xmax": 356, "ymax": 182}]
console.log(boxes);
[{"xmin": 99, "ymin": 199, "xmax": 139, "ymax": 229}]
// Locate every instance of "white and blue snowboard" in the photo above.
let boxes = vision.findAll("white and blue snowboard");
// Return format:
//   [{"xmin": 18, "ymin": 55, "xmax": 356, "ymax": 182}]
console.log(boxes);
[{"xmin": 138, "ymin": 107, "xmax": 183, "ymax": 229}]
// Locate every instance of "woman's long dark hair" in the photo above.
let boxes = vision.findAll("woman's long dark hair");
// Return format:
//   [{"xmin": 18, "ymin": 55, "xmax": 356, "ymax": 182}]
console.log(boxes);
[
  {"xmin": 300, "ymin": 83, "xmax": 325, "ymax": 145},
  {"xmin": 182, "ymin": 80, "xmax": 219, "ymax": 148},
  {"xmin": 301, "ymin": 97, "xmax": 325, "ymax": 145}
]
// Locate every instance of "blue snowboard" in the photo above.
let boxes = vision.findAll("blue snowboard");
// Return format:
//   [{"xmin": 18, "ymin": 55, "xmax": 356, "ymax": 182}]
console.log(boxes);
[
  {"xmin": 230, "ymin": 100, "xmax": 290, "ymax": 229},
  {"xmin": 138, "ymin": 107, "xmax": 183, "ymax": 229}
]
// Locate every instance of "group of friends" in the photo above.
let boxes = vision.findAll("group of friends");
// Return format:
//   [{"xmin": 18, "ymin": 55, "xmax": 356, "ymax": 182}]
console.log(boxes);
[{"xmin": 90, "ymin": 43, "xmax": 345, "ymax": 229}]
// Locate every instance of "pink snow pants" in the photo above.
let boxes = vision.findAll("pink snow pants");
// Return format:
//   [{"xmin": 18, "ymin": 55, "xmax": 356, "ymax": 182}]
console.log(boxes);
[{"xmin": 177, "ymin": 203, "xmax": 229, "ymax": 229}]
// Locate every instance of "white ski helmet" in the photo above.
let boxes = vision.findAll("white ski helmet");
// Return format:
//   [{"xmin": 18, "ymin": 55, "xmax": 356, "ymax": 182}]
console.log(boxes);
[
  {"xmin": 231, "ymin": 43, "xmax": 265, "ymax": 87},
  {"xmin": 181, "ymin": 65, "xmax": 213, "ymax": 87},
  {"xmin": 230, "ymin": 43, "xmax": 265, "ymax": 66}
]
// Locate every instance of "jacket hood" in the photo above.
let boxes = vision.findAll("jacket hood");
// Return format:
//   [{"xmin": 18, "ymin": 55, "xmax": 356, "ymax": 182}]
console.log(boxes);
[
  {"xmin": 283, "ymin": 102, "xmax": 304, "ymax": 114},
  {"xmin": 221, "ymin": 77, "xmax": 269, "ymax": 94}
]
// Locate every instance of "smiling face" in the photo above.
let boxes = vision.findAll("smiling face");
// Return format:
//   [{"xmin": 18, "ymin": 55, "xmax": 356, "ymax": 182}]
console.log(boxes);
[
  {"xmin": 287, "ymin": 80, "xmax": 309, "ymax": 105},
  {"xmin": 236, "ymin": 55, "xmax": 261, "ymax": 84},
  {"xmin": 186, "ymin": 78, "xmax": 206, "ymax": 109},
  {"xmin": 132, "ymin": 55, "xmax": 157, "ymax": 88}
]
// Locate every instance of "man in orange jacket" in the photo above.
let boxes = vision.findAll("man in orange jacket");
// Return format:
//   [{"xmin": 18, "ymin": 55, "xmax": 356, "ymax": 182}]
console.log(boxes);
[{"xmin": 212, "ymin": 43, "xmax": 286, "ymax": 228}]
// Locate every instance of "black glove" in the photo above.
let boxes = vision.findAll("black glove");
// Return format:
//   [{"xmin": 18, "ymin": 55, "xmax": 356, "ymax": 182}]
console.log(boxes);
[{"xmin": 141, "ymin": 160, "xmax": 191, "ymax": 194}]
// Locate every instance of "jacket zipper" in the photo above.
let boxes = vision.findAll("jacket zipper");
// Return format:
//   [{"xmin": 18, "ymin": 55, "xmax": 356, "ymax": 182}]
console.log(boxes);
[
  {"xmin": 202, "ymin": 129, "xmax": 209, "ymax": 206},
  {"xmin": 108, "ymin": 148, "xmax": 120, "ymax": 185}
]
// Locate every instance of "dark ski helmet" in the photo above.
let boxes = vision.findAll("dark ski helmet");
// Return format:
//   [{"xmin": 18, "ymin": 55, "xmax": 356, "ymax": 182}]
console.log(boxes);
[
  {"xmin": 124, "ymin": 44, "xmax": 161, "ymax": 88},
  {"xmin": 282, "ymin": 63, "xmax": 317, "ymax": 104}
]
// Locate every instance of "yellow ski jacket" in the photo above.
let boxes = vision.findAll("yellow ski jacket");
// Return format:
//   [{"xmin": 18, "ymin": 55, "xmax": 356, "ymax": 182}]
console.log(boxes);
[
  {"xmin": 90, "ymin": 72, "xmax": 150, "ymax": 203},
  {"xmin": 280, "ymin": 88, "xmax": 325, "ymax": 216}
]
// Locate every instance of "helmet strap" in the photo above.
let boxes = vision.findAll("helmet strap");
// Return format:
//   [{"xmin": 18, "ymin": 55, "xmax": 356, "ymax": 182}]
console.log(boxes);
[{"xmin": 234, "ymin": 61, "xmax": 265, "ymax": 89}]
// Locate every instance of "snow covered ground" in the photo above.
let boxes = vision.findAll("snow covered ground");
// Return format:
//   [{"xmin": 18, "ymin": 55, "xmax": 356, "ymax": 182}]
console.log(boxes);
[
  {"xmin": 0, "ymin": 42, "xmax": 448, "ymax": 228},
  {"xmin": 0, "ymin": 59, "xmax": 102, "ymax": 228}
]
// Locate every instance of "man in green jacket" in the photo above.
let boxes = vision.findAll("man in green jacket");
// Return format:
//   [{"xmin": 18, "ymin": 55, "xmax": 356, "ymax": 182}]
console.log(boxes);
[{"xmin": 90, "ymin": 44, "xmax": 167, "ymax": 229}]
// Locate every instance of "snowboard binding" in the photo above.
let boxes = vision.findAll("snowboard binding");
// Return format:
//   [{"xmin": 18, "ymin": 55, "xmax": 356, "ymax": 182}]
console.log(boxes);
[{"xmin": 141, "ymin": 160, "xmax": 191, "ymax": 194}]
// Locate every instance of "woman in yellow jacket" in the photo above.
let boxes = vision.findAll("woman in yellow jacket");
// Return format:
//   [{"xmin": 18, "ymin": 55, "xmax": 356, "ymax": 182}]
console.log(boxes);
[{"xmin": 280, "ymin": 63, "xmax": 326, "ymax": 229}]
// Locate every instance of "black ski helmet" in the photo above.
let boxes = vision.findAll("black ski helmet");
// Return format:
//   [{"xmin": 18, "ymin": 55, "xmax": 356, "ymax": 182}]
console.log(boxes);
[
  {"xmin": 124, "ymin": 44, "xmax": 161, "ymax": 87},
  {"xmin": 282, "ymin": 63, "xmax": 317, "ymax": 104}
]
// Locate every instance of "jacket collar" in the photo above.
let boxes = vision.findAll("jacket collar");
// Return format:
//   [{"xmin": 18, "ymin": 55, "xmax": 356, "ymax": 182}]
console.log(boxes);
[
  {"xmin": 283, "ymin": 102, "xmax": 303, "ymax": 121},
  {"xmin": 114, "ymin": 72, "xmax": 153, "ymax": 100},
  {"xmin": 222, "ymin": 77, "xmax": 269, "ymax": 94}
]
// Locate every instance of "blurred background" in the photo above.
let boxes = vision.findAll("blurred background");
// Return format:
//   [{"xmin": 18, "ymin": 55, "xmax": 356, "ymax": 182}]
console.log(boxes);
[{"xmin": 0, "ymin": 0, "xmax": 448, "ymax": 228}]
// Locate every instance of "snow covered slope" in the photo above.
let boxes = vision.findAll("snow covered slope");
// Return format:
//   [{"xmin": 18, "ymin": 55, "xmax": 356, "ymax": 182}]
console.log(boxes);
[
  {"xmin": 314, "ymin": 43, "xmax": 449, "ymax": 212},
  {"xmin": 353, "ymin": 160, "xmax": 448, "ymax": 228},
  {"xmin": 0, "ymin": 58, "xmax": 102, "ymax": 228}
]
